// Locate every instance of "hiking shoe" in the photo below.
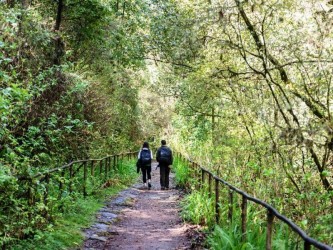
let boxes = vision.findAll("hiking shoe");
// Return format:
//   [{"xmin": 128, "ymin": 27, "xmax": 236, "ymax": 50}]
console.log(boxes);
[{"xmin": 161, "ymin": 187, "xmax": 165, "ymax": 190}]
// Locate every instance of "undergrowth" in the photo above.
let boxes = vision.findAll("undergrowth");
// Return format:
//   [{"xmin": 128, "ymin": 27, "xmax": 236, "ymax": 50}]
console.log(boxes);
[
  {"xmin": 174, "ymin": 156, "xmax": 304, "ymax": 250},
  {"xmin": 172, "ymin": 156, "xmax": 193, "ymax": 189},
  {"xmin": 207, "ymin": 222, "xmax": 299, "ymax": 250},
  {"xmin": 180, "ymin": 189, "xmax": 215, "ymax": 228},
  {"xmin": 10, "ymin": 159, "xmax": 138, "ymax": 250}
]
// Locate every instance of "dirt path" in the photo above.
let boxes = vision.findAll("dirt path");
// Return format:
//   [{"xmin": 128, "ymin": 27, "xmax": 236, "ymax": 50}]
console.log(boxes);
[{"xmin": 82, "ymin": 162, "xmax": 199, "ymax": 250}]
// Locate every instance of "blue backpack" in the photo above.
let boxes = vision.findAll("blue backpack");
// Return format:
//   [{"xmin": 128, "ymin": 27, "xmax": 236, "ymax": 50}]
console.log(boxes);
[
  {"xmin": 140, "ymin": 149, "xmax": 152, "ymax": 166},
  {"xmin": 159, "ymin": 147, "xmax": 171, "ymax": 164}
]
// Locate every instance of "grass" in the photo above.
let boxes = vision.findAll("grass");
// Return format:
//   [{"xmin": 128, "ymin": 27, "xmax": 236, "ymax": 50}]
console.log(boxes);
[
  {"xmin": 207, "ymin": 222, "xmax": 299, "ymax": 250},
  {"xmin": 173, "ymin": 156, "xmax": 302, "ymax": 250},
  {"xmin": 172, "ymin": 156, "xmax": 193, "ymax": 189},
  {"xmin": 180, "ymin": 189, "xmax": 215, "ymax": 228},
  {"xmin": 10, "ymin": 159, "xmax": 139, "ymax": 250}
]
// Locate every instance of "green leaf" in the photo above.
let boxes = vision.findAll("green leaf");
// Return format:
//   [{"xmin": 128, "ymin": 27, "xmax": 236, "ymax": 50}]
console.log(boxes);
[{"xmin": 321, "ymin": 170, "xmax": 330, "ymax": 178}]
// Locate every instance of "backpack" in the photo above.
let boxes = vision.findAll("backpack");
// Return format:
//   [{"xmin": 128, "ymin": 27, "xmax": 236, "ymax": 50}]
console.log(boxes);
[
  {"xmin": 140, "ymin": 149, "xmax": 151, "ymax": 166},
  {"xmin": 159, "ymin": 147, "xmax": 171, "ymax": 164}
]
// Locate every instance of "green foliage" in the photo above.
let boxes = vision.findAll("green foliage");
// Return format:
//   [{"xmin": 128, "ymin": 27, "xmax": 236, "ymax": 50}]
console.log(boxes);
[
  {"xmin": 176, "ymin": 160, "xmax": 331, "ymax": 249},
  {"xmin": 0, "ymin": 165, "xmax": 19, "ymax": 245},
  {"xmin": 1, "ymin": 0, "xmax": 149, "ymax": 244},
  {"xmin": 181, "ymin": 189, "xmax": 215, "ymax": 228},
  {"xmin": 172, "ymin": 157, "xmax": 191, "ymax": 188},
  {"xmin": 206, "ymin": 203, "xmax": 305, "ymax": 250},
  {"xmin": 148, "ymin": 0, "xmax": 201, "ymax": 67},
  {"xmin": 152, "ymin": 0, "xmax": 333, "ymax": 244},
  {"xmin": 207, "ymin": 223, "xmax": 299, "ymax": 250},
  {"xmin": 207, "ymin": 225, "xmax": 258, "ymax": 250},
  {"xmin": 2, "ymin": 0, "xmax": 332, "ymax": 247},
  {"xmin": 3, "ymin": 158, "xmax": 138, "ymax": 249}
]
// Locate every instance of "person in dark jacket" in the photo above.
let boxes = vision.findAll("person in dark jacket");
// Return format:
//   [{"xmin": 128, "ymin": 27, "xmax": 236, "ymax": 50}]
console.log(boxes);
[
  {"xmin": 138, "ymin": 141, "xmax": 153, "ymax": 189},
  {"xmin": 156, "ymin": 140, "xmax": 173, "ymax": 190}
]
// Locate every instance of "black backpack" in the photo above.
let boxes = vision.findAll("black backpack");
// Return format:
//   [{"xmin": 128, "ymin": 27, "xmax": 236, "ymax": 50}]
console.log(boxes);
[
  {"xmin": 159, "ymin": 147, "xmax": 171, "ymax": 164},
  {"xmin": 140, "ymin": 149, "xmax": 152, "ymax": 166}
]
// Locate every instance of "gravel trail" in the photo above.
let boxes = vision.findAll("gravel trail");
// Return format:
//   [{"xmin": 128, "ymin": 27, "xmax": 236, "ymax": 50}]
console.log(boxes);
[{"xmin": 82, "ymin": 162, "xmax": 198, "ymax": 250}]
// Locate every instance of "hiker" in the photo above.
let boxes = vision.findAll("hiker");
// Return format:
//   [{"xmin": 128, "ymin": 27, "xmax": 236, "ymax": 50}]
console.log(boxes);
[
  {"xmin": 156, "ymin": 140, "xmax": 173, "ymax": 190},
  {"xmin": 138, "ymin": 141, "xmax": 153, "ymax": 189}
]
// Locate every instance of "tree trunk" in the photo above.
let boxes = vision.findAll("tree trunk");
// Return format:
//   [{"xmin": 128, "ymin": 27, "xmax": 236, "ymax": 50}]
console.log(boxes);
[
  {"xmin": 212, "ymin": 107, "xmax": 216, "ymax": 144},
  {"xmin": 234, "ymin": 0, "xmax": 332, "ymax": 192},
  {"xmin": 54, "ymin": 0, "xmax": 64, "ymax": 65}
]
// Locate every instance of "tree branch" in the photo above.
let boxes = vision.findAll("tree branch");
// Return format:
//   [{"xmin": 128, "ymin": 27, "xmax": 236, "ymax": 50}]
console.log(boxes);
[{"xmin": 144, "ymin": 57, "xmax": 193, "ymax": 69}]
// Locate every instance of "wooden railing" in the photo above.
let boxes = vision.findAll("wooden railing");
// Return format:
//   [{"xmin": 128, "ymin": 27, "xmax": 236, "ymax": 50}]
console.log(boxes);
[
  {"xmin": 176, "ymin": 153, "xmax": 332, "ymax": 250},
  {"xmin": 18, "ymin": 152, "xmax": 138, "ymax": 219}
]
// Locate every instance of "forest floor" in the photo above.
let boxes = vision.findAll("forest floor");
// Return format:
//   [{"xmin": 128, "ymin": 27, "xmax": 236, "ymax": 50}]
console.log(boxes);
[{"xmin": 81, "ymin": 162, "xmax": 205, "ymax": 250}]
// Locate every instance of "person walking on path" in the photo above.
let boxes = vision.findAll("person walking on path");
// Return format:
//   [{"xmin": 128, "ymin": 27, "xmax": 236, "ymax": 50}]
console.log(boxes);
[
  {"xmin": 137, "ymin": 141, "xmax": 153, "ymax": 189},
  {"xmin": 156, "ymin": 140, "xmax": 173, "ymax": 190}
]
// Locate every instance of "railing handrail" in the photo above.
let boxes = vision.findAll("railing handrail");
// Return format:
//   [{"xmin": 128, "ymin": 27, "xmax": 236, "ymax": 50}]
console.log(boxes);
[
  {"xmin": 18, "ymin": 151, "xmax": 138, "ymax": 180},
  {"xmin": 184, "ymin": 157, "xmax": 332, "ymax": 250},
  {"xmin": 2, "ymin": 151, "xmax": 138, "ymax": 248}
]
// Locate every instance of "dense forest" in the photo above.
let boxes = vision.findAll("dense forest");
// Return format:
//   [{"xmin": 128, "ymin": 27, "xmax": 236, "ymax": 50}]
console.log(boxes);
[{"xmin": 0, "ymin": 0, "xmax": 332, "ymax": 248}]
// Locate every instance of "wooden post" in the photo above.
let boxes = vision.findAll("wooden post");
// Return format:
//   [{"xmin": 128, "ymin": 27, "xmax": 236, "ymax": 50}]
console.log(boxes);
[
  {"xmin": 228, "ymin": 190, "xmax": 233, "ymax": 223},
  {"xmin": 99, "ymin": 160, "xmax": 102, "ymax": 174},
  {"xmin": 116, "ymin": 155, "xmax": 119, "ymax": 169},
  {"xmin": 83, "ymin": 162, "xmax": 87, "ymax": 198},
  {"xmin": 208, "ymin": 173, "xmax": 212, "ymax": 197},
  {"xmin": 194, "ymin": 162, "xmax": 201, "ymax": 182},
  {"xmin": 105, "ymin": 157, "xmax": 108, "ymax": 173},
  {"xmin": 110, "ymin": 156, "xmax": 113, "ymax": 170},
  {"xmin": 91, "ymin": 160, "xmax": 95, "ymax": 176},
  {"xmin": 191, "ymin": 162, "xmax": 195, "ymax": 179},
  {"xmin": 105, "ymin": 158, "xmax": 108, "ymax": 179},
  {"xmin": 44, "ymin": 174, "xmax": 50, "ymax": 219},
  {"xmin": 44, "ymin": 174, "xmax": 50, "ymax": 205},
  {"xmin": 69, "ymin": 164, "xmax": 73, "ymax": 194},
  {"xmin": 215, "ymin": 178, "xmax": 220, "ymax": 223},
  {"xmin": 266, "ymin": 209, "xmax": 274, "ymax": 250},
  {"xmin": 59, "ymin": 169, "xmax": 65, "ymax": 212},
  {"xmin": 241, "ymin": 196, "xmax": 247, "ymax": 242},
  {"xmin": 59, "ymin": 170, "xmax": 63, "ymax": 199},
  {"xmin": 201, "ymin": 169, "xmax": 204, "ymax": 189}
]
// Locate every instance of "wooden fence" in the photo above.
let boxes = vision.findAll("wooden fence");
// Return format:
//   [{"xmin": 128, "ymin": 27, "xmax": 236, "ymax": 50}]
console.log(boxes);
[
  {"xmin": 18, "ymin": 152, "xmax": 138, "ymax": 219},
  {"xmin": 176, "ymin": 153, "xmax": 332, "ymax": 250}
]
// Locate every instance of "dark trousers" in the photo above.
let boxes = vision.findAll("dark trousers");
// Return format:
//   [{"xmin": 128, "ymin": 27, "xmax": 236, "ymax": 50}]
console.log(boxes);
[
  {"xmin": 141, "ymin": 165, "xmax": 151, "ymax": 183},
  {"xmin": 159, "ymin": 164, "xmax": 170, "ymax": 188}
]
